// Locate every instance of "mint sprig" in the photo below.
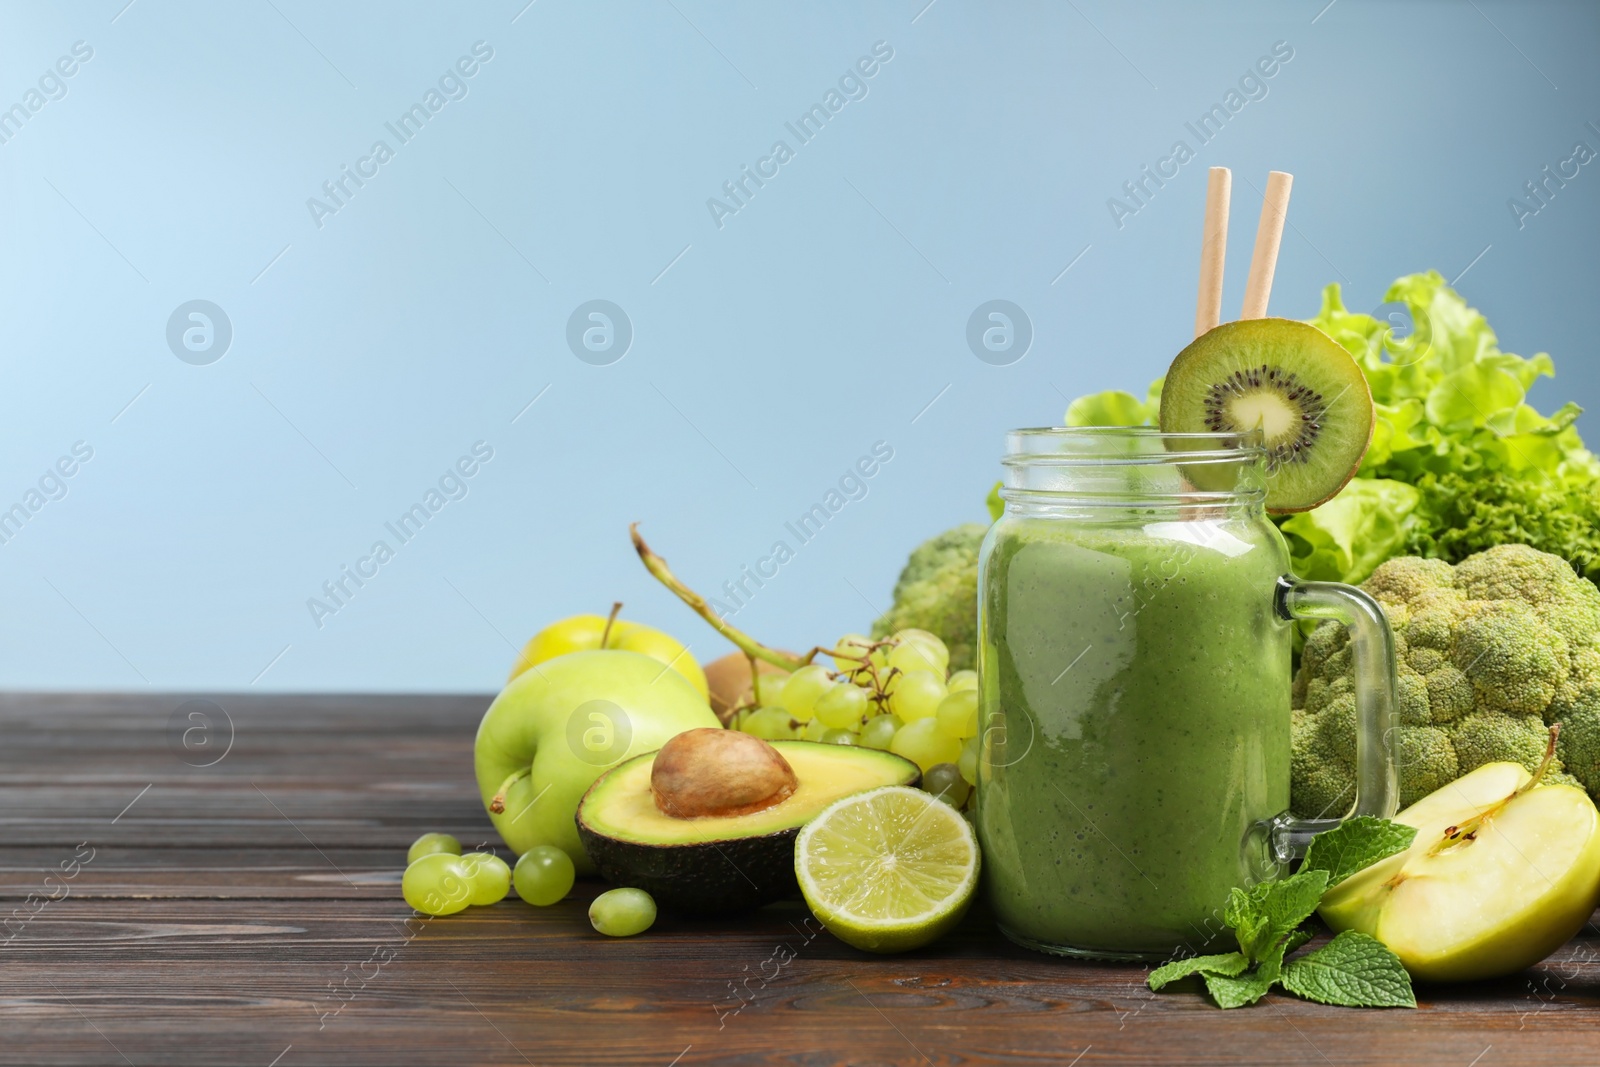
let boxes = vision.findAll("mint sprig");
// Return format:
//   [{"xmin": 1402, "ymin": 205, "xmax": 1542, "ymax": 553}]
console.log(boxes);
[
  {"xmin": 1202, "ymin": 935, "xmax": 1293, "ymax": 1009},
  {"xmin": 1147, "ymin": 818, "xmax": 1417, "ymax": 1010},
  {"xmin": 1224, "ymin": 868, "xmax": 1329, "ymax": 959}
]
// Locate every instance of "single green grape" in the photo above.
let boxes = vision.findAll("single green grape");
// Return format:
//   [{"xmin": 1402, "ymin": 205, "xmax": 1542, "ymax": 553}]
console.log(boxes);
[
  {"xmin": 460, "ymin": 852, "xmax": 511, "ymax": 906},
  {"xmin": 402, "ymin": 852, "xmax": 473, "ymax": 916},
  {"xmin": 820, "ymin": 728, "xmax": 858, "ymax": 745},
  {"xmin": 887, "ymin": 640, "xmax": 942, "ymax": 678},
  {"xmin": 831, "ymin": 633, "xmax": 874, "ymax": 677},
  {"xmin": 893, "ymin": 627, "xmax": 943, "ymax": 647},
  {"xmin": 934, "ymin": 689, "xmax": 980, "ymax": 739},
  {"xmin": 946, "ymin": 669, "xmax": 979, "ymax": 693},
  {"xmin": 859, "ymin": 713, "xmax": 901, "ymax": 751},
  {"xmin": 813, "ymin": 682, "xmax": 869, "ymax": 729},
  {"xmin": 922, "ymin": 763, "xmax": 971, "ymax": 808},
  {"xmin": 778, "ymin": 664, "xmax": 833, "ymax": 722},
  {"xmin": 590, "ymin": 887, "xmax": 657, "ymax": 937},
  {"xmin": 958, "ymin": 736, "xmax": 979, "ymax": 785},
  {"xmin": 742, "ymin": 706, "xmax": 799, "ymax": 740},
  {"xmin": 890, "ymin": 717, "xmax": 963, "ymax": 772},
  {"xmin": 513, "ymin": 845, "xmax": 575, "ymax": 906},
  {"xmin": 889, "ymin": 669, "xmax": 946, "ymax": 722},
  {"xmin": 406, "ymin": 832, "xmax": 461, "ymax": 866},
  {"xmin": 802, "ymin": 716, "xmax": 830, "ymax": 741},
  {"xmin": 755, "ymin": 671, "xmax": 790, "ymax": 708},
  {"xmin": 893, "ymin": 629, "xmax": 949, "ymax": 676}
]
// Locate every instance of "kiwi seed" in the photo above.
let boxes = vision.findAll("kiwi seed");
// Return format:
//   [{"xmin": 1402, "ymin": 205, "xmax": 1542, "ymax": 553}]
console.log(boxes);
[{"xmin": 1200, "ymin": 364, "xmax": 1326, "ymax": 471}]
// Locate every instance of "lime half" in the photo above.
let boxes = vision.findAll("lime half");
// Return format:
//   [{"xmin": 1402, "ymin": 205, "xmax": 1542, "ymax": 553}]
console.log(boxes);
[{"xmin": 795, "ymin": 784, "xmax": 980, "ymax": 953}]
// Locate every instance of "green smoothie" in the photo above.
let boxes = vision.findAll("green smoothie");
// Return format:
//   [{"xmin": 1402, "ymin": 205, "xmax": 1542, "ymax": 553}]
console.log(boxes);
[{"xmin": 976, "ymin": 515, "xmax": 1292, "ymax": 957}]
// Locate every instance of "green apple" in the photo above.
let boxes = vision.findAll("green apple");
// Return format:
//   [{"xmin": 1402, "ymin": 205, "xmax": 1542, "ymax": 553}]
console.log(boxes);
[
  {"xmin": 475, "ymin": 649, "xmax": 719, "ymax": 873},
  {"xmin": 509, "ymin": 612, "xmax": 709, "ymax": 702},
  {"xmin": 1320, "ymin": 760, "xmax": 1600, "ymax": 982}
]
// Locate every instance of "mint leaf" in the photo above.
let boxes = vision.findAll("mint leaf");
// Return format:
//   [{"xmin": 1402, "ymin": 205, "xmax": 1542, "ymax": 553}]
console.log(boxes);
[
  {"xmin": 1282, "ymin": 928, "xmax": 1313, "ymax": 956},
  {"xmin": 1303, "ymin": 817, "xmax": 1417, "ymax": 889},
  {"xmin": 1148, "ymin": 952, "xmax": 1249, "ymax": 992},
  {"xmin": 1280, "ymin": 931, "xmax": 1416, "ymax": 1008},
  {"xmin": 1259, "ymin": 870, "xmax": 1329, "ymax": 944},
  {"xmin": 1223, "ymin": 885, "xmax": 1271, "ymax": 960},
  {"xmin": 1227, "ymin": 869, "xmax": 1328, "ymax": 960},
  {"xmin": 1204, "ymin": 938, "xmax": 1292, "ymax": 1009},
  {"xmin": 1204, "ymin": 967, "xmax": 1276, "ymax": 1010}
]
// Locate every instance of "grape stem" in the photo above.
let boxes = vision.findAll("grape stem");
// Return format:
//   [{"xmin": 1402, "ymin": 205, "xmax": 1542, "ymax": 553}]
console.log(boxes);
[
  {"xmin": 862, "ymin": 659, "xmax": 898, "ymax": 714},
  {"xmin": 599, "ymin": 601, "xmax": 623, "ymax": 648},
  {"xmin": 745, "ymin": 655, "xmax": 763, "ymax": 711},
  {"xmin": 630, "ymin": 523, "xmax": 848, "ymax": 673}
]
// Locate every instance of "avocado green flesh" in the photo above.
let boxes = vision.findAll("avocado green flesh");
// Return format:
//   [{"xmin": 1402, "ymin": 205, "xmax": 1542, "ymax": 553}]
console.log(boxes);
[
  {"xmin": 576, "ymin": 741, "xmax": 918, "ymax": 914},
  {"xmin": 582, "ymin": 743, "xmax": 918, "ymax": 842}
]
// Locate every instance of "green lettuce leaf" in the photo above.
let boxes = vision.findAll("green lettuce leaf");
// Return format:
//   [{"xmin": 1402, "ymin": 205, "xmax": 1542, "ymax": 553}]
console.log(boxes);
[
  {"xmin": 1425, "ymin": 362, "xmax": 1525, "ymax": 431},
  {"xmin": 1403, "ymin": 469, "xmax": 1600, "ymax": 582},
  {"xmin": 1064, "ymin": 389, "xmax": 1152, "ymax": 427},
  {"xmin": 1277, "ymin": 478, "xmax": 1422, "ymax": 585}
]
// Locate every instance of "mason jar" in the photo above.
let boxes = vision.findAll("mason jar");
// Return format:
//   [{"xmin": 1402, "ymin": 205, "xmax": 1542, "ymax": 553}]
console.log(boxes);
[{"xmin": 975, "ymin": 427, "xmax": 1398, "ymax": 959}]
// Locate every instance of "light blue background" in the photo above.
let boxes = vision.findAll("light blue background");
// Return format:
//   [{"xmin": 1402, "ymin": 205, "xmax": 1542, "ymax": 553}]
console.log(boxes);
[{"xmin": 1, "ymin": 0, "xmax": 1595, "ymax": 691}]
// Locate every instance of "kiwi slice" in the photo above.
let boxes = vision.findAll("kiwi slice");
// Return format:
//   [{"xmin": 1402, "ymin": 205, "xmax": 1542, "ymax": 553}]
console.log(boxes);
[{"xmin": 1159, "ymin": 318, "xmax": 1373, "ymax": 513}]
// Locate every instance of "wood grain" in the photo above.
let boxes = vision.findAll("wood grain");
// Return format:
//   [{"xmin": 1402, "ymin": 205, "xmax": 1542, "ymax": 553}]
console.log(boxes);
[{"xmin": 2, "ymin": 693, "xmax": 1597, "ymax": 1066}]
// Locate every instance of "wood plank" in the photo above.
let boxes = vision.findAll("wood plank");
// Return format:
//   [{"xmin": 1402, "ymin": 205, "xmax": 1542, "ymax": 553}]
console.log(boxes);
[{"xmin": 5, "ymin": 693, "xmax": 1599, "ymax": 1067}]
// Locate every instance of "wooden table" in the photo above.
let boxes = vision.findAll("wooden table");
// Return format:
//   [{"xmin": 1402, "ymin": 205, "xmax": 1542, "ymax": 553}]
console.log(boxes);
[{"xmin": 3, "ymin": 693, "xmax": 1597, "ymax": 1066}]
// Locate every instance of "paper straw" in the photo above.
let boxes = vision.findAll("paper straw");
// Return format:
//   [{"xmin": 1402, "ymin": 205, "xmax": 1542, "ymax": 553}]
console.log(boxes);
[
  {"xmin": 1194, "ymin": 167, "xmax": 1232, "ymax": 338},
  {"xmin": 1240, "ymin": 171, "xmax": 1293, "ymax": 319}
]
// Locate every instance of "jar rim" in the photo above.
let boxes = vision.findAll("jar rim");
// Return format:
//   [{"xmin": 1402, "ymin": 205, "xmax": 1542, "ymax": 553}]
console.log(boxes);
[{"xmin": 1003, "ymin": 426, "xmax": 1267, "ymax": 467}]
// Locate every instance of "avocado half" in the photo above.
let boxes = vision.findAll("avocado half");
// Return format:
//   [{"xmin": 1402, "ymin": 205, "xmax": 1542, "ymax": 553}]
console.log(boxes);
[{"xmin": 575, "ymin": 740, "xmax": 919, "ymax": 914}]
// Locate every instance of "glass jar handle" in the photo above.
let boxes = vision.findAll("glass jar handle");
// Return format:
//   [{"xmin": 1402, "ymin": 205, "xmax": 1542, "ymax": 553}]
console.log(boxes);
[{"xmin": 1269, "ymin": 576, "xmax": 1399, "ymax": 862}]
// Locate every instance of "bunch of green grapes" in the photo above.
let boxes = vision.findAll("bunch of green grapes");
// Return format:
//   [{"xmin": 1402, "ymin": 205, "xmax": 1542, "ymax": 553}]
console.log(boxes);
[
  {"xmin": 401, "ymin": 834, "xmax": 513, "ymax": 916},
  {"xmin": 402, "ymin": 834, "xmax": 655, "ymax": 936},
  {"xmin": 402, "ymin": 834, "xmax": 580, "ymax": 917},
  {"xmin": 731, "ymin": 629, "xmax": 982, "ymax": 809}
]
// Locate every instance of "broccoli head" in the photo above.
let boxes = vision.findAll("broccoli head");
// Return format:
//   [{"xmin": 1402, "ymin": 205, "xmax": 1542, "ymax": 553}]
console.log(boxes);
[
  {"xmin": 1292, "ymin": 544, "xmax": 1600, "ymax": 817},
  {"xmin": 871, "ymin": 523, "xmax": 987, "ymax": 672}
]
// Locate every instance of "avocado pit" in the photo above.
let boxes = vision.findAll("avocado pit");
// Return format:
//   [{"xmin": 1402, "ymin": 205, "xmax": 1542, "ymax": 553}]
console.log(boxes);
[
  {"xmin": 650, "ymin": 728, "xmax": 798, "ymax": 819},
  {"xmin": 577, "ymin": 739, "xmax": 920, "ymax": 914}
]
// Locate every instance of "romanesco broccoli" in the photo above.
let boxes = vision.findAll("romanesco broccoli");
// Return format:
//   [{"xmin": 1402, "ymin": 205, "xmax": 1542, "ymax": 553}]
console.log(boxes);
[
  {"xmin": 1292, "ymin": 544, "xmax": 1600, "ymax": 817},
  {"xmin": 871, "ymin": 524, "xmax": 986, "ymax": 672}
]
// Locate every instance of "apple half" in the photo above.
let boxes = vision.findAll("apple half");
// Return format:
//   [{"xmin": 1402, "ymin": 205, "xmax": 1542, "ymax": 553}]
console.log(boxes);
[{"xmin": 1319, "ymin": 760, "xmax": 1600, "ymax": 982}]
